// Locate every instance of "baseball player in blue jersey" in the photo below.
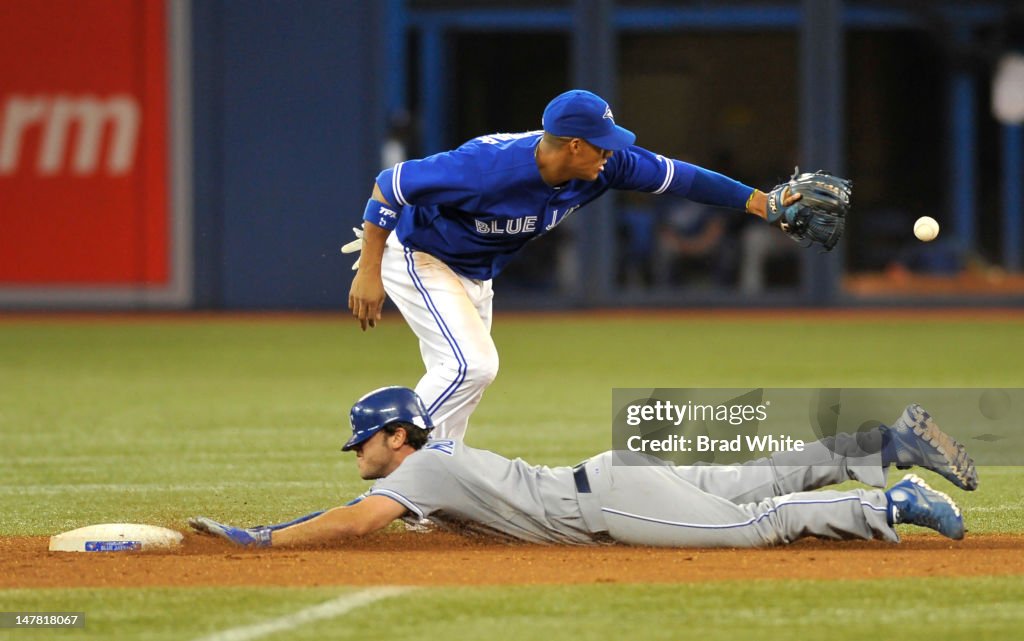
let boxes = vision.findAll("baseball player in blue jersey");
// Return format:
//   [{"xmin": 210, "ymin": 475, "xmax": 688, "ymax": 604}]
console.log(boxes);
[
  {"xmin": 345, "ymin": 90, "xmax": 849, "ymax": 441},
  {"xmin": 191, "ymin": 386, "xmax": 976, "ymax": 549}
]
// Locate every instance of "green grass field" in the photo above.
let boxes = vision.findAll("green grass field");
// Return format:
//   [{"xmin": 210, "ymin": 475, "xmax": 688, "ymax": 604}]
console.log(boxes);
[{"xmin": 1, "ymin": 313, "xmax": 1022, "ymax": 640}]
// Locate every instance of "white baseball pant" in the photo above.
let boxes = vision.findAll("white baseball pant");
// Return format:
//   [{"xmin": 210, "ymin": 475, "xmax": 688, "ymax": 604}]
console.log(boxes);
[{"xmin": 380, "ymin": 232, "xmax": 498, "ymax": 440}]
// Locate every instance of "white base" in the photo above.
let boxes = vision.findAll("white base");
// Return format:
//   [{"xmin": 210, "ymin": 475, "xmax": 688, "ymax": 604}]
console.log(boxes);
[{"xmin": 49, "ymin": 523, "xmax": 184, "ymax": 552}]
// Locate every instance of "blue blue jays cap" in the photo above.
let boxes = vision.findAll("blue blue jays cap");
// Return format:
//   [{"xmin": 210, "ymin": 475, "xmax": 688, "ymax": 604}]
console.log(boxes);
[{"xmin": 542, "ymin": 90, "xmax": 636, "ymax": 151}]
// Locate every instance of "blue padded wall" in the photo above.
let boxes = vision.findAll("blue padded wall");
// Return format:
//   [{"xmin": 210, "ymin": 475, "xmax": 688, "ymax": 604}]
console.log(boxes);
[{"xmin": 192, "ymin": 0, "xmax": 384, "ymax": 308}]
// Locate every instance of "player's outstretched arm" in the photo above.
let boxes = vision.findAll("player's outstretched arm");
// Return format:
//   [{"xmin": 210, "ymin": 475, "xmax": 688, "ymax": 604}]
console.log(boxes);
[
  {"xmin": 271, "ymin": 495, "xmax": 406, "ymax": 546},
  {"xmin": 189, "ymin": 496, "xmax": 406, "ymax": 548},
  {"xmin": 348, "ymin": 184, "xmax": 392, "ymax": 331},
  {"xmin": 608, "ymin": 148, "xmax": 803, "ymax": 221}
]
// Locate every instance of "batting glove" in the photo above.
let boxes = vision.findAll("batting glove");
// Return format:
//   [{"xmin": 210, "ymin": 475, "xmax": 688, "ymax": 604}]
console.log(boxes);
[
  {"xmin": 188, "ymin": 516, "xmax": 272, "ymax": 548},
  {"xmin": 340, "ymin": 224, "xmax": 364, "ymax": 270}
]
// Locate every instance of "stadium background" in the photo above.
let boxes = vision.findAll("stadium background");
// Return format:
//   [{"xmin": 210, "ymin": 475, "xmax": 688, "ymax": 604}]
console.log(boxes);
[{"xmin": 2, "ymin": 0, "xmax": 1024, "ymax": 310}]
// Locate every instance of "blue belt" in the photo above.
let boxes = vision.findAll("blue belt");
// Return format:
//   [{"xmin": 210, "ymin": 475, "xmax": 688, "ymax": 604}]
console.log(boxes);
[{"xmin": 572, "ymin": 463, "xmax": 591, "ymax": 494}]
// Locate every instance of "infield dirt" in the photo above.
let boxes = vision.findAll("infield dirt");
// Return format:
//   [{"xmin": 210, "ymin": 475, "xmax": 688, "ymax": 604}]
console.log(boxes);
[{"xmin": 4, "ymin": 532, "xmax": 1024, "ymax": 588}]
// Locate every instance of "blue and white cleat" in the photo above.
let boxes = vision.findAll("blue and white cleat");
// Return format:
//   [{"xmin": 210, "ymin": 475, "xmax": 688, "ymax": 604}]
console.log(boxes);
[
  {"xmin": 886, "ymin": 474, "xmax": 965, "ymax": 540},
  {"xmin": 885, "ymin": 404, "xmax": 978, "ymax": 491}
]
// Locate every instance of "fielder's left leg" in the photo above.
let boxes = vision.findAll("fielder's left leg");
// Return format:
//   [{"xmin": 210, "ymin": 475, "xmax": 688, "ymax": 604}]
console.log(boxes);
[{"xmin": 380, "ymin": 234, "xmax": 497, "ymax": 440}]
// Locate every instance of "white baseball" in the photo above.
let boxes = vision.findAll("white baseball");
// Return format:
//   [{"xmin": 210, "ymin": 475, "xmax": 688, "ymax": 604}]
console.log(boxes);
[{"xmin": 914, "ymin": 216, "xmax": 940, "ymax": 242}]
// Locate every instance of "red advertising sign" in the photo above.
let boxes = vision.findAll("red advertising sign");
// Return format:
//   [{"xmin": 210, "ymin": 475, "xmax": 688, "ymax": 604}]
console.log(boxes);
[{"xmin": 0, "ymin": 0, "xmax": 168, "ymax": 286}]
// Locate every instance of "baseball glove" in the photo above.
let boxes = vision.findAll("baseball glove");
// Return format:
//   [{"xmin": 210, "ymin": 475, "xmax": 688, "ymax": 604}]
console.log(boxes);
[{"xmin": 765, "ymin": 169, "xmax": 852, "ymax": 251}]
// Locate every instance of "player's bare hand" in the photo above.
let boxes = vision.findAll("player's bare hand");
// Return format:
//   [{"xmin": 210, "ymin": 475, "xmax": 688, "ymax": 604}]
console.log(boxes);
[
  {"xmin": 782, "ymin": 187, "xmax": 802, "ymax": 207},
  {"xmin": 348, "ymin": 270, "xmax": 386, "ymax": 331}
]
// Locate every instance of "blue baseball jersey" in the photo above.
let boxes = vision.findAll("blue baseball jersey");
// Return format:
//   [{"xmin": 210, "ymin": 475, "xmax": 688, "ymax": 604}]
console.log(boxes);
[{"xmin": 375, "ymin": 131, "xmax": 753, "ymax": 280}]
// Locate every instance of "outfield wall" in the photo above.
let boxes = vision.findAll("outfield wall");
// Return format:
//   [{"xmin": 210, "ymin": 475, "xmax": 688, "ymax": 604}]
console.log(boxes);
[
  {"xmin": 0, "ymin": 0, "xmax": 389, "ymax": 310},
  {"xmin": 1, "ymin": 1, "xmax": 1020, "ymax": 310}
]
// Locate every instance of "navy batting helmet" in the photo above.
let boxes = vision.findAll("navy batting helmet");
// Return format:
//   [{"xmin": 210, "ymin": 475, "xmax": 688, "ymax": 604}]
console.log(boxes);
[{"xmin": 343, "ymin": 386, "xmax": 435, "ymax": 451}]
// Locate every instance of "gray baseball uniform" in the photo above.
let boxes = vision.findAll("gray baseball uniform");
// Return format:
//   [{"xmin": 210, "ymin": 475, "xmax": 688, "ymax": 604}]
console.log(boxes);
[{"xmin": 368, "ymin": 434, "xmax": 898, "ymax": 547}]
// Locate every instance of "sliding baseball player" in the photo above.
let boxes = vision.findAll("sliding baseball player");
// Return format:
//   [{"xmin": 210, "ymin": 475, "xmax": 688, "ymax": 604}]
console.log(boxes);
[{"xmin": 191, "ymin": 387, "xmax": 975, "ymax": 548}]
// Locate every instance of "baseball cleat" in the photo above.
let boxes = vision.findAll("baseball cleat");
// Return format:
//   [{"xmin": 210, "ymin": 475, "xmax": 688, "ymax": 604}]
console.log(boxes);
[
  {"xmin": 886, "ymin": 474, "xmax": 965, "ymax": 540},
  {"xmin": 885, "ymin": 404, "xmax": 978, "ymax": 491}
]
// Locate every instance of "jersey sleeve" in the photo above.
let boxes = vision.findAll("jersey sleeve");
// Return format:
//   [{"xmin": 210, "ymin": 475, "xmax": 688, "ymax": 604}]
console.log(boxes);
[
  {"xmin": 375, "ymin": 146, "xmax": 483, "ymax": 210},
  {"xmin": 606, "ymin": 145, "xmax": 754, "ymax": 210},
  {"xmin": 367, "ymin": 450, "xmax": 454, "ymax": 519}
]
